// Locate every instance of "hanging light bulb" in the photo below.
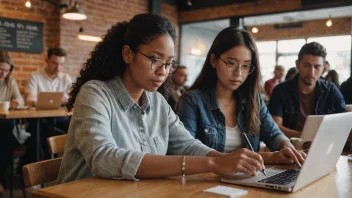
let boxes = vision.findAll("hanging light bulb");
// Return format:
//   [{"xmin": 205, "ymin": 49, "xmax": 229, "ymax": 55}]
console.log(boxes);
[
  {"xmin": 326, "ymin": 18, "xmax": 332, "ymax": 27},
  {"xmin": 187, "ymin": 0, "xmax": 192, "ymax": 6},
  {"xmin": 25, "ymin": 0, "xmax": 31, "ymax": 8},
  {"xmin": 252, "ymin": 27, "xmax": 258, "ymax": 33},
  {"xmin": 63, "ymin": 1, "xmax": 87, "ymax": 20}
]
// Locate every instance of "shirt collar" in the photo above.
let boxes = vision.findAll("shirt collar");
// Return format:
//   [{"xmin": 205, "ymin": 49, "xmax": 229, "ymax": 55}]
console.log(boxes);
[
  {"xmin": 42, "ymin": 68, "xmax": 62, "ymax": 80},
  {"xmin": 112, "ymin": 76, "xmax": 150, "ymax": 111}
]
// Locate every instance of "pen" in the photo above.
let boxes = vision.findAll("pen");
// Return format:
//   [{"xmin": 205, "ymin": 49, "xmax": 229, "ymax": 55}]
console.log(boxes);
[{"xmin": 241, "ymin": 133, "xmax": 267, "ymax": 176}]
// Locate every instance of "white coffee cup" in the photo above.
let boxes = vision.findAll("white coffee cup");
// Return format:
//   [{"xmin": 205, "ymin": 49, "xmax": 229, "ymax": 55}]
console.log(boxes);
[
  {"xmin": 0, "ymin": 101, "xmax": 10, "ymax": 112},
  {"xmin": 290, "ymin": 137, "xmax": 303, "ymax": 150}
]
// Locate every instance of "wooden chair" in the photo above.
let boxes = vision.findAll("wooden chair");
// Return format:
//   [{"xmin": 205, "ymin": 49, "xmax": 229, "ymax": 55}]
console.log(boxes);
[
  {"xmin": 47, "ymin": 134, "xmax": 67, "ymax": 158},
  {"xmin": 22, "ymin": 157, "xmax": 62, "ymax": 188}
]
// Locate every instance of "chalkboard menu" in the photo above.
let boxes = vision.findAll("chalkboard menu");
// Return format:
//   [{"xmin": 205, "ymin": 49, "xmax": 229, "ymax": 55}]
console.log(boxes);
[{"xmin": 0, "ymin": 17, "xmax": 43, "ymax": 53}]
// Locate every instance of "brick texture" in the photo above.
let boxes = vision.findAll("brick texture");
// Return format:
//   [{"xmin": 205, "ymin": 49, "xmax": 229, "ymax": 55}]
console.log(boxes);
[
  {"xmin": 249, "ymin": 17, "xmax": 352, "ymax": 41},
  {"xmin": 0, "ymin": 0, "xmax": 60, "ymax": 88},
  {"xmin": 0, "ymin": 0, "xmax": 179, "ymax": 91},
  {"xmin": 60, "ymin": 0, "xmax": 150, "ymax": 77}
]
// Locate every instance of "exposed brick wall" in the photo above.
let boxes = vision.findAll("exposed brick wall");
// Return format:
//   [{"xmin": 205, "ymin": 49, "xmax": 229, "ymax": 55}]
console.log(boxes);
[
  {"xmin": 1, "ymin": 0, "xmax": 179, "ymax": 91},
  {"xmin": 249, "ymin": 17, "xmax": 352, "ymax": 41},
  {"xmin": 60, "ymin": 0, "xmax": 150, "ymax": 77},
  {"xmin": 0, "ymin": 0, "xmax": 60, "ymax": 88},
  {"xmin": 161, "ymin": 2, "xmax": 179, "ymax": 58}
]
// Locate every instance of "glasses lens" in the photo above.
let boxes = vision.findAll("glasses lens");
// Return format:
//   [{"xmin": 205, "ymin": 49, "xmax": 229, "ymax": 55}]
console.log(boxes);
[
  {"xmin": 151, "ymin": 59, "xmax": 164, "ymax": 70},
  {"xmin": 169, "ymin": 63, "xmax": 178, "ymax": 73},
  {"xmin": 248, "ymin": 66, "xmax": 255, "ymax": 74}
]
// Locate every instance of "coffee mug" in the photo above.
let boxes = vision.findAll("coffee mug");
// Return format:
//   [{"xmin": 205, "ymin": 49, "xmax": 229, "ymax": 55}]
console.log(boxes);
[
  {"xmin": 290, "ymin": 137, "xmax": 303, "ymax": 149},
  {"xmin": 0, "ymin": 101, "xmax": 10, "ymax": 112}
]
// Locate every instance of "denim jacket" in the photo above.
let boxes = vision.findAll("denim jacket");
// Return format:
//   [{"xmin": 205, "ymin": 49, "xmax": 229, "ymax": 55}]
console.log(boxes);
[
  {"xmin": 268, "ymin": 75, "xmax": 347, "ymax": 130},
  {"xmin": 177, "ymin": 88, "xmax": 289, "ymax": 152}
]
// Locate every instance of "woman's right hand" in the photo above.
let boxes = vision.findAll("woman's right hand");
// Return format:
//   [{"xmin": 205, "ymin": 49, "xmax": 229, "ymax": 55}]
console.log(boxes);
[
  {"xmin": 10, "ymin": 99, "xmax": 19, "ymax": 108},
  {"xmin": 210, "ymin": 148, "xmax": 264, "ymax": 176}
]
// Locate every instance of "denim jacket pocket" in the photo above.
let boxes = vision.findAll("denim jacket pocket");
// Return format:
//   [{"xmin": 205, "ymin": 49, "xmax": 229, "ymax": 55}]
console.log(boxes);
[
  {"xmin": 199, "ymin": 123, "xmax": 218, "ymax": 149},
  {"xmin": 153, "ymin": 136, "xmax": 167, "ymax": 155}
]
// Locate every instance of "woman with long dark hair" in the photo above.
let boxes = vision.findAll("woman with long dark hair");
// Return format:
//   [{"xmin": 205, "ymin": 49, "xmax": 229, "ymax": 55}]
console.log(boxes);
[
  {"xmin": 177, "ymin": 27, "xmax": 305, "ymax": 165},
  {"xmin": 0, "ymin": 50, "xmax": 24, "ymax": 107},
  {"xmin": 325, "ymin": 69, "xmax": 340, "ymax": 89},
  {"xmin": 57, "ymin": 14, "xmax": 268, "ymax": 183},
  {"xmin": 0, "ymin": 50, "xmax": 24, "ymax": 189}
]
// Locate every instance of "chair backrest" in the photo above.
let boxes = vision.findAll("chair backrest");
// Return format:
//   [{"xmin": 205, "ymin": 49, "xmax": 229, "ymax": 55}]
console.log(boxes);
[
  {"xmin": 47, "ymin": 134, "xmax": 67, "ymax": 155},
  {"xmin": 22, "ymin": 157, "xmax": 62, "ymax": 187}
]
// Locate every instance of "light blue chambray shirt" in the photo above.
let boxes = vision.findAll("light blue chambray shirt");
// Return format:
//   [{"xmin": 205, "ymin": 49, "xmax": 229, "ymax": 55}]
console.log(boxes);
[{"xmin": 57, "ymin": 76, "xmax": 214, "ymax": 183}]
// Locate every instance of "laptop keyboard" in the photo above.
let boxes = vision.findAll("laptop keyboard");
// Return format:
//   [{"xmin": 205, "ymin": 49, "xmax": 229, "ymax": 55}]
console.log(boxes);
[{"xmin": 257, "ymin": 169, "xmax": 300, "ymax": 185}]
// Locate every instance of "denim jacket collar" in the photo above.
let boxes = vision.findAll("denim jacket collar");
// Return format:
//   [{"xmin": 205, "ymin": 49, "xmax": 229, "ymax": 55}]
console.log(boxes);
[{"xmin": 112, "ymin": 76, "xmax": 150, "ymax": 111}]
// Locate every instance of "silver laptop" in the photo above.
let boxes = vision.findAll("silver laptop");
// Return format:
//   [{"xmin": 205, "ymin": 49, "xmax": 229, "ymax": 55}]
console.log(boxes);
[
  {"xmin": 36, "ymin": 92, "xmax": 64, "ymax": 110},
  {"xmin": 221, "ymin": 112, "xmax": 352, "ymax": 192}
]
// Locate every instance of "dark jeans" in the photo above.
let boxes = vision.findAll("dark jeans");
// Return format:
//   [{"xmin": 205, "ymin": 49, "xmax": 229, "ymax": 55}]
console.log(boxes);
[{"xmin": 20, "ymin": 117, "xmax": 70, "ymax": 167}]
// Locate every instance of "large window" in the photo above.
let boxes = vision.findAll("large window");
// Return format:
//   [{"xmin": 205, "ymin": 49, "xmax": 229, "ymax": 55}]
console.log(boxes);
[
  {"xmin": 180, "ymin": 19, "xmax": 230, "ymax": 86},
  {"xmin": 308, "ymin": 36, "xmax": 351, "ymax": 84},
  {"xmin": 277, "ymin": 39, "xmax": 306, "ymax": 74},
  {"xmin": 257, "ymin": 36, "xmax": 351, "ymax": 84},
  {"xmin": 256, "ymin": 41, "xmax": 276, "ymax": 82}
]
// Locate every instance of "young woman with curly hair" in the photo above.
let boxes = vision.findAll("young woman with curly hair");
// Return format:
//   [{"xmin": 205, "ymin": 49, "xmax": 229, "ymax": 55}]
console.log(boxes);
[{"xmin": 58, "ymin": 13, "xmax": 267, "ymax": 183}]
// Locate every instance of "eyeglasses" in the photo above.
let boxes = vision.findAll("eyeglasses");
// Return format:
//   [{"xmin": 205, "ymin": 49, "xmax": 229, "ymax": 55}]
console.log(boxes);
[
  {"xmin": 219, "ymin": 57, "xmax": 255, "ymax": 74},
  {"xmin": 0, "ymin": 68, "xmax": 11, "ymax": 73},
  {"xmin": 137, "ymin": 51, "xmax": 179, "ymax": 74}
]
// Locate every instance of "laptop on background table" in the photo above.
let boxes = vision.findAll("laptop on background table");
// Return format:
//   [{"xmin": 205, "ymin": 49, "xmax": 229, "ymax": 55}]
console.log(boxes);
[
  {"xmin": 36, "ymin": 92, "xmax": 64, "ymax": 110},
  {"xmin": 221, "ymin": 112, "xmax": 352, "ymax": 192}
]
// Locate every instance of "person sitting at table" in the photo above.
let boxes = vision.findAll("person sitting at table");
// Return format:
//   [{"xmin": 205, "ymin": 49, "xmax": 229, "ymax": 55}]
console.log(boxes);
[
  {"xmin": 176, "ymin": 27, "xmax": 305, "ymax": 164},
  {"xmin": 20, "ymin": 47, "xmax": 71, "ymax": 166},
  {"xmin": 0, "ymin": 49, "xmax": 24, "ymax": 107},
  {"xmin": 57, "ymin": 14, "xmax": 305, "ymax": 184},
  {"xmin": 0, "ymin": 49, "xmax": 24, "ymax": 189},
  {"xmin": 268, "ymin": 42, "xmax": 347, "ymax": 138},
  {"xmin": 25, "ymin": 47, "xmax": 72, "ymax": 106}
]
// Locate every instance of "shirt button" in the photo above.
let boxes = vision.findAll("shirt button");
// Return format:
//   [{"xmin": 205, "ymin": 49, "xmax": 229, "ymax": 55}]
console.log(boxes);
[
  {"xmin": 204, "ymin": 129, "xmax": 209, "ymax": 133},
  {"xmin": 143, "ymin": 141, "xmax": 148, "ymax": 146}
]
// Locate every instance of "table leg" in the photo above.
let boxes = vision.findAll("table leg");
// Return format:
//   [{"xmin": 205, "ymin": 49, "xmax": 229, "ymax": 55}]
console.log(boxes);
[{"xmin": 36, "ymin": 118, "xmax": 40, "ymax": 161}]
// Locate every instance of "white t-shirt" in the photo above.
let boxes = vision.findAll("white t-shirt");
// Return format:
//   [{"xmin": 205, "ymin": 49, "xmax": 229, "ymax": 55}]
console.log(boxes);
[
  {"xmin": 25, "ymin": 69, "xmax": 72, "ymax": 102},
  {"xmin": 224, "ymin": 125, "xmax": 243, "ymax": 153}
]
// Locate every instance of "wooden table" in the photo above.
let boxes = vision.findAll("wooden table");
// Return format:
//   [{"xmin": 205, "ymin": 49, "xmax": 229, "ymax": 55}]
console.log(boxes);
[
  {"xmin": 0, "ymin": 109, "xmax": 71, "ymax": 161},
  {"xmin": 32, "ymin": 156, "xmax": 352, "ymax": 198}
]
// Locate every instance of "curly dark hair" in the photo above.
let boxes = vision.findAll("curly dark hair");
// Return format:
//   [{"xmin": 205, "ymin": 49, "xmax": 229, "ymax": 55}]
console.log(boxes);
[
  {"xmin": 298, "ymin": 42, "xmax": 327, "ymax": 61},
  {"xmin": 67, "ymin": 13, "xmax": 176, "ymax": 112}
]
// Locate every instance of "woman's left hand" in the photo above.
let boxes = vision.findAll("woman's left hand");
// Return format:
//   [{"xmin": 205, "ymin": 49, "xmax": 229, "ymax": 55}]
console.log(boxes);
[{"xmin": 273, "ymin": 146, "xmax": 306, "ymax": 167}]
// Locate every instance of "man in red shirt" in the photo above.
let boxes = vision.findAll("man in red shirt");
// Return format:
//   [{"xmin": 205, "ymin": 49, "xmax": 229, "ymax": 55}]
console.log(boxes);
[{"xmin": 264, "ymin": 65, "xmax": 285, "ymax": 97}]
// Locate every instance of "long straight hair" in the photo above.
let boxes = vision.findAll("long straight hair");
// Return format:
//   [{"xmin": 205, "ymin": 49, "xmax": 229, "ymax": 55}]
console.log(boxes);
[
  {"xmin": 0, "ymin": 50, "xmax": 14, "ymax": 84},
  {"xmin": 187, "ymin": 27, "xmax": 261, "ymax": 135}
]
